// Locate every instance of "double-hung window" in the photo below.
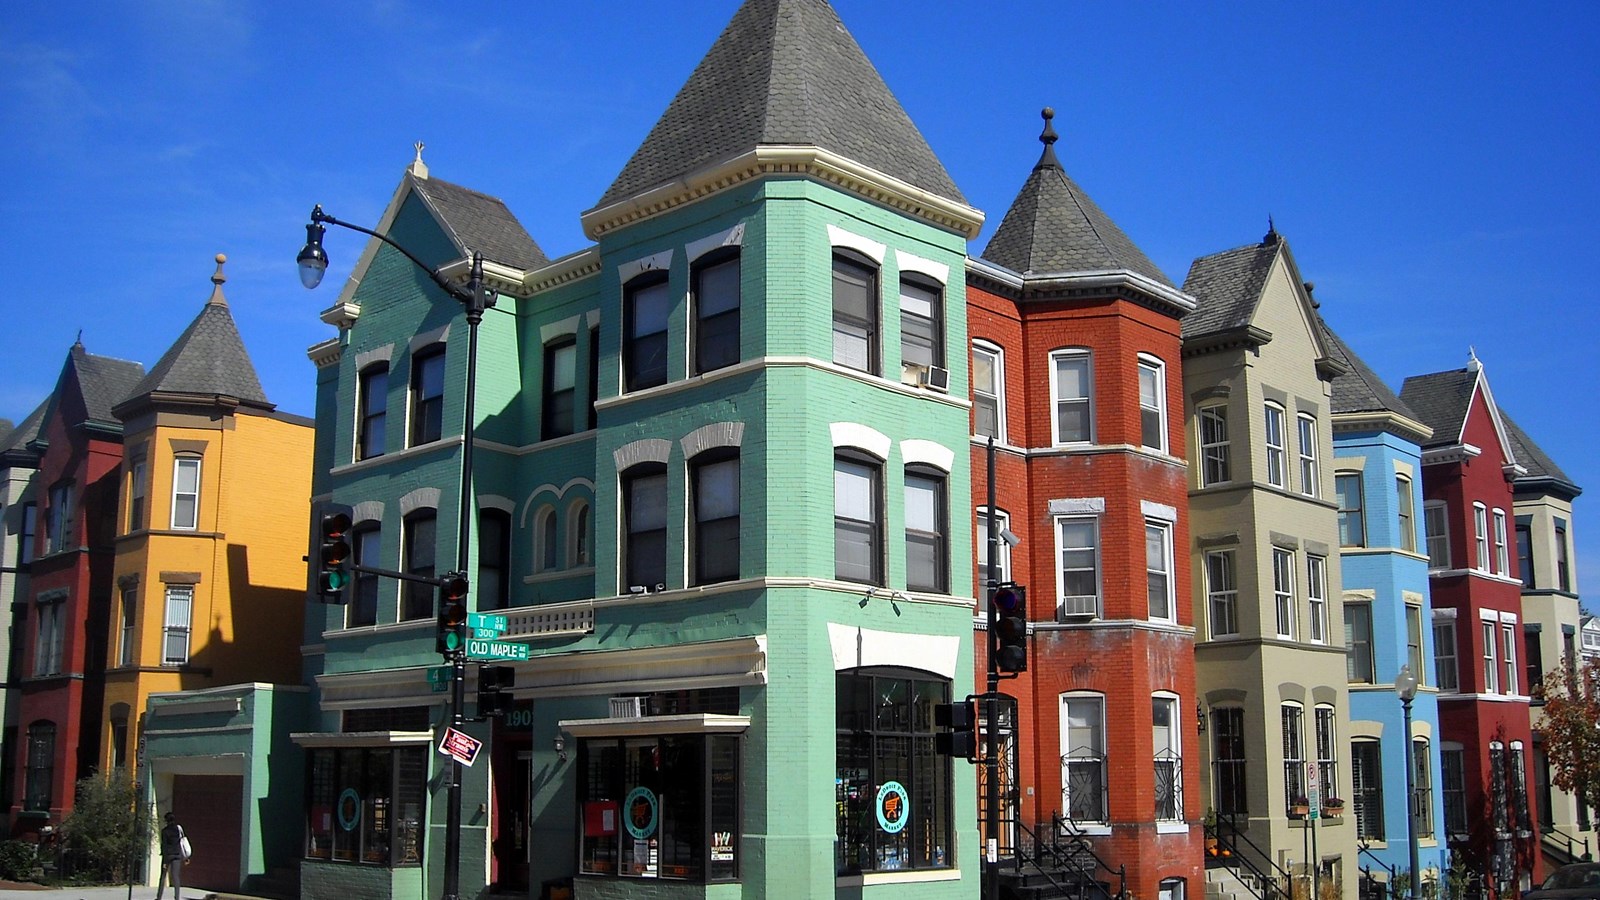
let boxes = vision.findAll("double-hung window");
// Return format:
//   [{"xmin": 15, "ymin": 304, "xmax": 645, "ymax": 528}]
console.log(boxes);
[
  {"xmin": 1336, "ymin": 472, "xmax": 1365, "ymax": 547},
  {"xmin": 409, "ymin": 347, "xmax": 445, "ymax": 446},
  {"xmin": 692, "ymin": 452, "xmax": 740, "ymax": 586},
  {"xmin": 401, "ymin": 512, "xmax": 436, "ymax": 621},
  {"xmin": 1555, "ymin": 518, "xmax": 1570, "ymax": 590},
  {"xmin": 24, "ymin": 722, "xmax": 54, "ymax": 812},
  {"xmin": 1483, "ymin": 620, "xmax": 1500, "ymax": 693},
  {"xmin": 127, "ymin": 457, "xmax": 147, "ymax": 532},
  {"xmin": 46, "ymin": 481, "xmax": 73, "ymax": 553},
  {"xmin": 1433, "ymin": 619, "xmax": 1458, "ymax": 691},
  {"xmin": 1492, "ymin": 509, "xmax": 1509, "ymax": 576},
  {"xmin": 1407, "ymin": 606, "xmax": 1425, "ymax": 684},
  {"xmin": 1211, "ymin": 707, "xmax": 1247, "ymax": 814},
  {"xmin": 1137, "ymin": 356, "xmax": 1166, "ymax": 452},
  {"xmin": 1050, "ymin": 350, "xmax": 1093, "ymax": 445},
  {"xmin": 478, "ymin": 510, "xmax": 511, "ymax": 610},
  {"xmin": 1199, "ymin": 406, "xmax": 1231, "ymax": 485},
  {"xmin": 357, "ymin": 363, "xmax": 388, "ymax": 460},
  {"xmin": 1263, "ymin": 403, "xmax": 1286, "ymax": 488},
  {"xmin": 1473, "ymin": 503, "xmax": 1490, "ymax": 572},
  {"xmin": 1296, "ymin": 414, "xmax": 1318, "ymax": 496},
  {"xmin": 1281, "ymin": 704, "xmax": 1306, "ymax": 812},
  {"xmin": 543, "ymin": 338, "xmax": 577, "ymax": 440},
  {"xmin": 692, "ymin": 249, "xmax": 740, "ymax": 375},
  {"xmin": 905, "ymin": 468, "xmax": 947, "ymax": 593},
  {"xmin": 1414, "ymin": 739, "xmax": 1435, "ymax": 839},
  {"xmin": 162, "ymin": 585, "xmax": 193, "ymax": 665},
  {"xmin": 1272, "ymin": 548, "xmax": 1295, "ymax": 639},
  {"xmin": 119, "ymin": 586, "xmax": 136, "ymax": 667},
  {"xmin": 171, "ymin": 457, "xmax": 201, "ymax": 530},
  {"xmin": 1206, "ymin": 550, "xmax": 1238, "ymax": 637},
  {"xmin": 1441, "ymin": 745, "xmax": 1467, "ymax": 836},
  {"xmin": 1345, "ymin": 603, "xmax": 1375, "ymax": 682},
  {"xmin": 971, "ymin": 342, "xmax": 1004, "ymax": 440},
  {"xmin": 1352, "ymin": 740, "xmax": 1384, "ymax": 840},
  {"xmin": 899, "ymin": 277, "xmax": 942, "ymax": 379},
  {"xmin": 624, "ymin": 464, "xmax": 669, "ymax": 591},
  {"xmin": 1061, "ymin": 694, "xmax": 1107, "ymax": 825},
  {"xmin": 1397, "ymin": 476, "xmax": 1416, "ymax": 552},
  {"xmin": 834, "ymin": 455, "xmax": 882, "ymax": 586},
  {"xmin": 1146, "ymin": 520, "xmax": 1173, "ymax": 621},
  {"xmin": 1502, "ymin": 622, "xmax": 1519, "ymax": 695},
  {"xmin": 34, "ymin": 597, "xmax": 64, "ymax": 675},
  {"xmin": 625, "ymin": 274, "xmax": 671, "ymax": 392},
  {"xmin": 1314, "ymin": 705, "xmax": 1338, "ymax": 811},
  {"xmin": 1515, "ymin": 517, "xmax": 1534, "ymax": 588},
  {"xmin": 975, "ymin": 507, "xmax": 1011, "ymax": 583},
  {"xmin": 1056, "ymin": 516, "xmax": 1099, "ymax": 618},
  {"xmin": 349, "ymin": 524, "xmax": 380, "ymax": 628},
  {"xmin": 19, "ymin": 502, "xmax": 35, "ymax": 565},
  {"xmin": 1307, "ymin": 556, "xmax": 1328, "ymax": 643},
  {"xmin": 1425, "ymin": 502, "xmax": 1450, "ymax": 568},
  {"xmin": 831, "ymin": 253, "xmax": 878, "ymax": 374}
]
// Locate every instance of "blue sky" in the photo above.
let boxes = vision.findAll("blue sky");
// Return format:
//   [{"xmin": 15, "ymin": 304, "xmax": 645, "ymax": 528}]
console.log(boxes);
[{"xmin": 2, "ymin": 1, "xmax": 1596, "ymax": 596}]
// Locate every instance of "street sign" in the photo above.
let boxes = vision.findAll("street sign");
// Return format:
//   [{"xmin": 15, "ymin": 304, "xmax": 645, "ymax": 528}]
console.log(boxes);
[
  {"xmin": 426, "ymin": 666, "xmax": 452, "ymax": 692},
  {"xmin": 1305, "ymin": 761, "xmax": 1321, "ymax": 820},
  {"xmin": 468, "ymin": 613, "xmax": 507, "ymax": 633},
  {"xmin": 467, "ymin": 638, "xmax": 530, "ymax": 662},
  {"xmin": 438, "ymin": 727, "xmax": 482, "ymax": 767}
]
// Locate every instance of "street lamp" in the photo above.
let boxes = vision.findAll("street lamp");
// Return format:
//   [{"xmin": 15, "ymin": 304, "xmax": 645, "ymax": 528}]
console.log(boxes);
[
  {"xmin": 1396, "ymin": 664, "xmax": 1421, "ymax": 899},
  {"xmin": 298, "ymin": 204, "xmax": 490, "ymax": 900}
]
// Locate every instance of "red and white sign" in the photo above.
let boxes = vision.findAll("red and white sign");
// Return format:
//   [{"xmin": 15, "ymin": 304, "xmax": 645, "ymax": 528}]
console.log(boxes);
[{"xmin": 438, "ymin": 727, "xmax": 483, "ymax": 767}]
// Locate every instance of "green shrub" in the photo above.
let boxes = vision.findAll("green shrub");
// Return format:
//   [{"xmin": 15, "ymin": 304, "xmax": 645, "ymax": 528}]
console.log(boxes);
[
  {"xmin": 0, "ymin": 839, "xmax": 36, "ymax": 881},
  {"xmin": 57, "ymin": 768, "xmax": 151, "ymax": 884}
]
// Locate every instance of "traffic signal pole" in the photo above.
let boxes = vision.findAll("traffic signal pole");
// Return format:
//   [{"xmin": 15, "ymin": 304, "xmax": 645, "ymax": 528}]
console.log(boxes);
[{"xmin": 984, "ymin": 437, "xmax": 1000, "ymax": 900}]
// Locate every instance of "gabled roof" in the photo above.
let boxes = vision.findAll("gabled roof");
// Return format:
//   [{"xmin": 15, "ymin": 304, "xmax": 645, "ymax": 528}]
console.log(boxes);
[
  {"xmin": 0, "ymin": 400, "xmax": 45, "ymax": 461},
  {"xmin": 1502, "ymin": 412, "xmax": 1580, "ymax": 497},
  {"xmin": 1398, "ymin": 369, "xmax": 1477, "ymax": 449},
  {"xmin": 597, "ymin": 0, "xmax": 965, "ymax": 208},
  {"xmin": 982, "ymin": 109, "xmax": 1171, "ymax": 287},
  {"xmin": 40, "ymin": 342, "xmax": 145, "ymax": 434},
  {"xmin": 412, "ymin": 176, "xmax": 547, "ymax": 270},
  {"xmin": 1180, "ymin": 239, "xmax": 1279, "ymax": 338},
  {"xmin": 120, "ymin": 255, "xmax": 271, "ymax": 414}
]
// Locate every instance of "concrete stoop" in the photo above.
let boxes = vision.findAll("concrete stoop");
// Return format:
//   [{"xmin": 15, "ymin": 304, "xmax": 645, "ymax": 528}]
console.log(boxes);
[{"xmin": 1206, "ymin": 865, "xmax": 1257, "ymax": 900}]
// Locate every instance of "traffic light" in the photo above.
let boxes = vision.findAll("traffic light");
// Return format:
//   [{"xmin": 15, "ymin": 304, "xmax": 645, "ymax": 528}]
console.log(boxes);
[
  {"xmin": 312, "ymin": 502, "xmax": 354, "ymax": 604},
  {"xmin": 934, "ymin": 696, "xmax": 977, "ymax": 761},
  {"xmin": 436, "ymin": 573, "xmax": 469, "ymax": 656},
  {"xmin": 992, "ymin": 582, "xmax": 1027, "ymax": 673},
  {"xmin": 477, "ymin": 665, "xmax": 514, "ymax": 718}
]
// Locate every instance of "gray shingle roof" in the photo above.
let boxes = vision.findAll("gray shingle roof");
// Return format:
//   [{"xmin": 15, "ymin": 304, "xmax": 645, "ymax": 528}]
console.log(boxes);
[
  {"xmin": 72, "ymin": 344, "xmax": 146, "ymax": 428},
  {"xmin": 1398, "ymin": 369, "xmax": 1477, "ymax": 449},
  {"xmin": 1502, "ymin": 412, "xmax": 1578, "ymax": 492},
  {"xmin": 122, "ymin": 287, "xmax": 270, "ymax": 411},
  {"xmin": 413, "ymin": 176, "xmax": 547, "ymax": 270},
  {"xmin": 1180, "ymin": 239, "xmax": 1279, "ymax": 339},
  {"xmin": 0, "ymin": 401, "xmax": 45, "ymax": 457},
  {"xmin": 982, "ymin": 114, "xmax": 1171, "ymax": 286},
  {"xmin": 1319, "ymin": 316, "xmax": 1420, "ymax": 421},
  {"xmin": 597, "ymin": 0, "xmax": 965, "ymax": 208}
]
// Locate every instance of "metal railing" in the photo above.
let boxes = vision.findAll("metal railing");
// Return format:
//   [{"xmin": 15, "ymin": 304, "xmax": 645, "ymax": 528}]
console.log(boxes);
[
  {"xmin": 1005, "ymin": 813, "xmax": 1127, "ymax": 899},
  {"xmin": 1543, "ymin": 823, "xmax": 1595, "ymax": 862},
  {"xmin": 1205, "ymin": 812, "xmax": 1293, "ymax": 900}
]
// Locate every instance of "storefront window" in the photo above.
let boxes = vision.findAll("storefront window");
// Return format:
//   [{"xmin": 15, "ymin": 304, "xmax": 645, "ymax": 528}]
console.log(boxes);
[
  {"xmin": 835, "ymin": 668, "xmax": 952, "ymax": 874},
  {"xmin": 578, "ymin": 733, "xmax": 740, "ymax": 882},
  {"xmin": 305, "ymin": 746, "xmax": 426, "ymax": 867}
]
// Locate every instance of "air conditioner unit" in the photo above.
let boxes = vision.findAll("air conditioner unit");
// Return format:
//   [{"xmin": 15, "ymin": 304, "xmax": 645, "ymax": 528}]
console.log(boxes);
[
  {"xmin": 921, "ymin": 365, "xmax": 951, "ymax": 392},
  {"xmin": 609, "ymin": 696, "xmax": 646, "ymax": 718},
  {"xmin": 1058, "ymin": 596, "xmax": 1099, "ymax": 619},
  {"xmin": 900, "ymin": 362, "xmax": 927, "ymax": 386}
]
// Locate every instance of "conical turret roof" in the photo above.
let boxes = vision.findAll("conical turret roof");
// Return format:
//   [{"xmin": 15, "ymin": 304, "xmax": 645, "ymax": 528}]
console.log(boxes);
[{"xmin": 597, "ymin": 0, "xmax": 965, "ymax": 208}]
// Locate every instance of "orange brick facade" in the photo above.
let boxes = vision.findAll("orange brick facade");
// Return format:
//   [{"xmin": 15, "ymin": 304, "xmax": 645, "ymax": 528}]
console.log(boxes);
[{"xmin": 968, "ymin": 281, "xmax": 1203, "ymax": 898}]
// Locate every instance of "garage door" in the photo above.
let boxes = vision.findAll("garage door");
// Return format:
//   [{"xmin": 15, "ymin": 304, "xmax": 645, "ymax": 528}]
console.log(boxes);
[{"xmin": 172, "ymin": 774, "xmax": 243, "ymax": 891}]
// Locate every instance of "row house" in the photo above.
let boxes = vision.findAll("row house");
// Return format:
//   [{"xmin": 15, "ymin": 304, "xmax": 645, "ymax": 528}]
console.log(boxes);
[
  {"xmin": 7, "ymin": 341, "xmax": 143, "ymax": 834},
  {"xmin": 1321, "ymin": 317, "xmax": 1450, "ymax": 886},
  {"xmin": 1501, "ymin": 410, "xmax": 1593, "ymax": 868},
  {"xmin": 0, "ymin": 404, "xmax": 45, "ymax": 830},
  {"xmin": 1401, "ymin": 355, "xmax": 1542, "ymax": 896},
  {"xmin": 1179, "ymin": 229, "xmax": 1360, "ymax": 891},
  {"xmin": 296, "ymin": 1, "xmax": 981, "ymax": 898},
  {"xmin": 965, "ymin": 110, "xmax": 1202, "ymax": 900}
]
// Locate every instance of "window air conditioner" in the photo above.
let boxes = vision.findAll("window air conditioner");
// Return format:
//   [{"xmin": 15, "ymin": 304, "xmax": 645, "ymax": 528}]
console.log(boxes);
[
  {"xmin": 609, "ymin": 696, "xmax": 646, "ymax": 718},
  {"xmin": 921, "ymin": 365, "xmax": 951, "ymax": 392}
]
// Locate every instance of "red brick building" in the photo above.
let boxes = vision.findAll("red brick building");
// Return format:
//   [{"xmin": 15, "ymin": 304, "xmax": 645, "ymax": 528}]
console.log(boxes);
[
  {"xmin": 8, "ymin": 342, "xmax": 143, "ymax": 834},
  {"xmin": 966, "ymin": 110, "xmax": 1201, "ymax": 900},
  {"xmin": 1402, "ymin": 354, "xmax": 1541, "ymax": 896}
]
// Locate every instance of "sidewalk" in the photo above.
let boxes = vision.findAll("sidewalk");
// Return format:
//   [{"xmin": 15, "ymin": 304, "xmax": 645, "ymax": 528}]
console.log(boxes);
[{"xmin": 0, "ymin": 884, "xmax": 268, "ymax": 900}]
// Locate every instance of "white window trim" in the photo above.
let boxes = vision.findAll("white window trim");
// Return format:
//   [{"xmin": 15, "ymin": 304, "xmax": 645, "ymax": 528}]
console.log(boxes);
[
  {"xmin": 971, "ymin": 340, "xmax": 1006, "ymax": 442},
  {"xmin": 1060, "ymin": 692, "xmax": 1110, "ymax": 832},
  {"xmin": 1296, "ymin": 414, "xmax": 1318, "ymax": 497},
  {"xmin": 1264, "ymin": 402, "xmax": 1287, "ymax": 488},
  {"xmin": 1307, "ymin": 555, "xmax": 1328, "ymax": 644},
  {"xmin": 533, "ymin": 505, "xmax": 559, "ymax": 573},
  {"xmin": 170, "ymin": 457, "xmax": 201, "ymax": 531},
  {"xmin": 1198, "ymin": 404, "xmax": 1231, "ymax": 487},
  {"xmin": 1146, "ymin": 519, "xmax": 1175, "ymax": 623},
  {"xmin": 1054, "ymin": 514, "xmax": 1102, "ymax": 618},
  {"xmin": 1425, "ymin": 501, "xmax": 1451, "ymax": 570},
  {"xmin": 1482, "ymin": 619, "xmax": 1499, "ymax": 693},
  {"xmin": 1049, "ymin": 348, "xmax": 1094, "ymax": 446},
  {"xmin": 1397, "ymin": 475, "xmax": 1416, "ymax": 553},
  {"xmin": 976, "ymin": 507, "xmax": 1012, "ymax": 584},
  {"xmin": 1501, "ymin": 621, "xmax": 1519, "ymax": 696},
  {"xmin": 162, "ymin": 585, "xmax": 194, "ymax": 667},
  {"xmin": 1473, "ymin": 503, "xmax": 1490, "ymax": 572},
  {"xmin": 1153, "ymin": 692, "xmax": 1183, "ymax": 823},
  {"xmin": 1137, "ymin": 354, "xmax": 1167, "ymax": 454},
  {"xmin": 1205, "ymin": 549, "xmax": 1239, "ymax": 638},
  {"xmin": 1272, "ymin": 548, "xmax": 1296, "ymax": 639},
  {"xmin": 1492, "ymin": 509, "xmax": 1509, "ymax": 576}
]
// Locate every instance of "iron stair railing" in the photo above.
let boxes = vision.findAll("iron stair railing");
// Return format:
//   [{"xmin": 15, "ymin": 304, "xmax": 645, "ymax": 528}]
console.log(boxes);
[
  {"xmin": 1542, "ymin": 823, "xmax": 1594, "ymax": 863},
  {"xmin": 1204, "ymin": 812, "xmax": 1293, "ymax": 900}
]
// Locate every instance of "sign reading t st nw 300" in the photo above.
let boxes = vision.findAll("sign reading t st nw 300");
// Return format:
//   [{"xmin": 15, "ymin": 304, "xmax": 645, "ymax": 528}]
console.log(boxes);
[{"xmin": 467, "ymin": 638, "xmax": 529, "ymax": 662}]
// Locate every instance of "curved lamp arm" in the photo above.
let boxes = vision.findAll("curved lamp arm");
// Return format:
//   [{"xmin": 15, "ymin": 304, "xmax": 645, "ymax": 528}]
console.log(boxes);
[{"xmin": 297, "ymin": 204, "xmax": 488, "ymax": 316}]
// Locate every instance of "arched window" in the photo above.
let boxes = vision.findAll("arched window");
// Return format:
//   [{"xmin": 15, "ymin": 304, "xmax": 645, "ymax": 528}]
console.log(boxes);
[
  {"xmin": 357, "ymin": 362, "xmax": 388, "ymax": 460},
  {"xmin": 567, "ymin": 499, "xmax": 592, "ymax": 569},
  {"xmin": 25, "ymin": 721, "xmax": 55, "ymax": 811},
  {"xmin": 1049, "ymin": 349, "xmax": 1093, "ymax": 445},
  {"xmin": 905, "ymin": 466, "xmax": 946, "ymax": 593},
  {"xmin": 478, "ymin": 509, "xmax": 511, "ymax": 610},
  {"xmin": 622, "ymin": 464, "xmax": 668, "ymax": 591},
  {"xmin": 691, "ymin": 450, "xmax": 739, "ymax": 585},
  {"xmin": 534, "ymin": 505, "xmax": 559, "ymax": 573},
  {"xmin": 834, "ymin": 452, "xmax": 882, "ymax": 586},
  {"xmin": 692, "ymin": 248, "xmax": 740, "ymax": 375},
  {"xmin": 401, "ymin": 510, "xmax": 436, "ymax": 621},
  {"xmin": 831, "ymin": 251, "xmax": 878, "ymax": 374},
  {"xmin": 624, "ymin": 272, "xmax": 671, "ymax": 392},
  {"xmin": 1061, "ymin": 692, "xmax": 1107, "ymax": 826},
  {"xmin": 349, "ymin": 522, "xmax": 381, "ymax": 627},
  {"xmin": 409, "ymin": 346, "xmax": 446, "ymax": 446}
]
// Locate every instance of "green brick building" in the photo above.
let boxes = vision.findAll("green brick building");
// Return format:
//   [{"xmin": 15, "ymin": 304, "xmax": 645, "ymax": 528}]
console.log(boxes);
[{"xmin": 296, "ymin": 1, "xmax": 986, "ymax": 897}]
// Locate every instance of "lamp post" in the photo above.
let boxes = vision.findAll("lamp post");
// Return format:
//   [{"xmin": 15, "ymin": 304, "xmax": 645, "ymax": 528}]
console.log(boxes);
[
  {"xmin": 1396, "ymin": 664, "xmax": 1421, "ymax": 899},
  {"xmin": 299, "ymin": 205, "xmax": 490, "ymax": 900}
]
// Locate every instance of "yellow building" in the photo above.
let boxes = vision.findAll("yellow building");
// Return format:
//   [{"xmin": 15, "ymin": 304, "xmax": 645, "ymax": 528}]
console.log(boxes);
[{"xmin": 101, "ymin": 255, "xmax": 313, "ymax": 774}]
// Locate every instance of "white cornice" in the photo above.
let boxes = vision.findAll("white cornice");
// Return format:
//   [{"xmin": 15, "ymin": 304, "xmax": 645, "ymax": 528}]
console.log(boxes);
[
  {"xmin": 1422, "ymin": 443, "xmax": 1482, "ymax": 466},
  {"xmin": 1330, "ymin": 410, "xmax": 1433, "ymax": 444},
  {"xmin": 306, "ymin": 338, "xmax": 342, "ymax": 369},
  {"xmin": 580, "ymin": 145, "xmax": 985, "ymax": 241},
  {"xmin": 963, "ymin": 257, "xmax": 1197, "ymax": 318},
  {"xmin": 523, "ymin": 247, "xmax": 602, "ymax": 295}
]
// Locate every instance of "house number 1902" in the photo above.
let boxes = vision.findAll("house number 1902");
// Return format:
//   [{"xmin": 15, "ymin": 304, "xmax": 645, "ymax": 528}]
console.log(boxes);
[{"xmin": 504, "ymin": 707, "xmax": 533, "ymax": 728}]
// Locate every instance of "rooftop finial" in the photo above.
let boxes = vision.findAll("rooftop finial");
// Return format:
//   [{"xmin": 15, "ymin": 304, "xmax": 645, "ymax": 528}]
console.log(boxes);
[
  {"xmin": 409, "ymin": 140, "xmax": 429, "ymax": 179},
  {"xmin": 208, "ymin": 253, "xmax": 229, "ymax": 306},
  {"xmin": 1263, "ymin": 215, "xmax": 1280, "ymax": 246},
  {"xmin": 1467, "ymin": 345, "xmax": 1481, "ymax": 373},
  {"xmin": 74, "ymin": 329, "xmax": 83, "ymax": 347},
  {"xmin": 1035, "ymin": 107, "xmax": 1061, "ymax": 170}
]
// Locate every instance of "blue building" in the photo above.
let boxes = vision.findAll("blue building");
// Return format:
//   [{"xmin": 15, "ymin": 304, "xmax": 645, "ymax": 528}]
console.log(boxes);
[{"xmin": 1322, "ymin": 317, "xmax": 1451, "ymax": 889}]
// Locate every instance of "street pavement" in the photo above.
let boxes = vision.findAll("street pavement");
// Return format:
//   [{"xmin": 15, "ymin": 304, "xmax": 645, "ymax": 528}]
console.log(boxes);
[{"xmin": 0, "ymin": 884, "xmax": 259, "ymax": 900}]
